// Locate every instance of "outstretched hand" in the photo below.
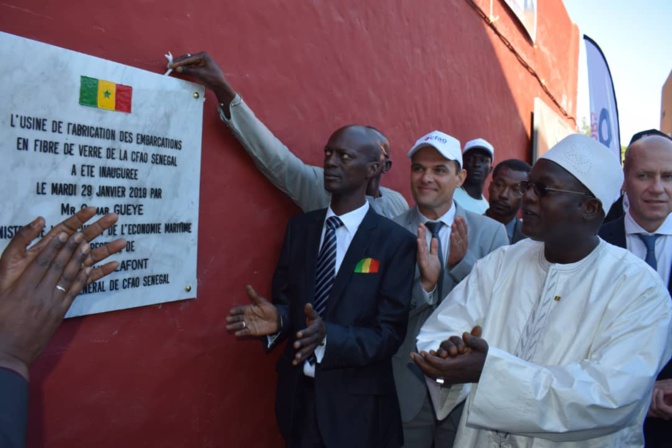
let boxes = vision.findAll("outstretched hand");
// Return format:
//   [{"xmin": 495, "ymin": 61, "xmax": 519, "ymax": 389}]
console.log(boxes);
[
  {"xmin": 226, "ymin": 285, "xmax": 280, "ymax": 337},
  {"xmin": 292, "ymin": 303, "xmax": 326, "ymax": 366},
  {"xmin": 0, "ymin": 207, "xmax": 125, "ymax": 291},
  {"xmin": 168, "ymin": 52, "xmax": 236, "ymax": 106},
  {"xmin": 0, "ymin": 210, "xmax": 125, "ymax": 380},
  {"xmin": 411, "ymin": 326, "xmax": 488, "ymax": 384}
]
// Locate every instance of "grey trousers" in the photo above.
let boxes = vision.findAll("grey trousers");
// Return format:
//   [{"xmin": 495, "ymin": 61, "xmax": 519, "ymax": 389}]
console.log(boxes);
[{"xmin": 402, "ymin": 392, "xmax": 464, "ymax": 448}]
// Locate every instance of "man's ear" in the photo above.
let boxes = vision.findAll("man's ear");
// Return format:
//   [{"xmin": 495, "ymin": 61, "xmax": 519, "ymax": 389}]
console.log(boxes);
[
  {"xmin": 457, "ymin": 168, "xmax": 467, "ymax": 187},
  {"xmin": 367, "ymin": 161, "xmax": 381, "ymax": 178},
  {"xmin": 582, "ymin": 197, "xmax": 603, "ymax": 221},
  {"xmin": 381, "ymin": 159, "xmax": 392, "ymax": 174}
]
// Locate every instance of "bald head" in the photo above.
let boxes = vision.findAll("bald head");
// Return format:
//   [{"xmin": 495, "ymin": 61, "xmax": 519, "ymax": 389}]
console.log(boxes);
[
  {"xmin": 623, "ymin": 135, "xmax": 672, "ymax": 232},
  {"xmin": 327, "ymin": 125, "xmax": 381, "ymax": 163},
  {"xmin": 624, "ymin": 135, "xmax": 672, "ymax": 173},
  {"xmin": 322, "ymin": 125, "xmax": 382, "ymax": 203}
]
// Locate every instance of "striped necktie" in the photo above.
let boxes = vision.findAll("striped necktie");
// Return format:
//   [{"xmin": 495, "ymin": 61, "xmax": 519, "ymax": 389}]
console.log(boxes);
[
  {"xmin": 313, "ymin": 216, "xmax": 344, "ymax": 316},
  {"xmin": 637, "ymin": 233, "xmax": 661, "ymax": 270},
  {"xmin": 424, "ymin": 221, "xmax": 445, "ymax": 302}
]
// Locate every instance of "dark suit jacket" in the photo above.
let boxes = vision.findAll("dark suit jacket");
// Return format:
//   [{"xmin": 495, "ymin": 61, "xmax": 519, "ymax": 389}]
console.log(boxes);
[
  {"xmin": 271, "ymin": 207, "xmax": 416, "ymax": 448},
  {"xmin": 0, "ymin": 368, "xmax": 28, "ymax": 448},
  {"xmin": 599, "ymin": 217, "xmax": 671, "ymax": 446}
]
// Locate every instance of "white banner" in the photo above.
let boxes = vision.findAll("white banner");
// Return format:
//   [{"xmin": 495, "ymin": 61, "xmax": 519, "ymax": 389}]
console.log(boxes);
[
  {"xmin": 584, "ymin": 35, "xmax": 621, "ymax": 158},
  {"xmin": 502, "ymin": 0, "xmax": 537, "ymax": 42},
  {"xmin": 532, "ymin": 98, "xmax": 575, "ymax": 161},
  {"xmin": 0, "ymin": 32, "xmax": 204, "ymax": 317}
]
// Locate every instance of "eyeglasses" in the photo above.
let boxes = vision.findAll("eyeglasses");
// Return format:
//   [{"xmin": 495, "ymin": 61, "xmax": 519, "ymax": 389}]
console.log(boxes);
[
  {"xmin": 519, "ymin": 181, "xmax": 594, "ymax": 198},
  {"xmin": 491, "ymin": 181, "xmax": 524, "ymax": 197}
]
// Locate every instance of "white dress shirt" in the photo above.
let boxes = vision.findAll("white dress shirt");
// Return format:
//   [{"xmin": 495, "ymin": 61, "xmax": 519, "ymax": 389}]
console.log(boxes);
[
  {"xmin": 304, "ymin": 201, "xmax": 370, "ymax": 377},
  {"xmin": 417, "ymin": 202, "xmax": 456, "ymax": 302},
  {"xmin": 624, "ymin": 211, "xmax": 672, "ymax": 285},
  {"xmin": 418, "ymin": 202, "xmax": 456, "ymax": 264}
]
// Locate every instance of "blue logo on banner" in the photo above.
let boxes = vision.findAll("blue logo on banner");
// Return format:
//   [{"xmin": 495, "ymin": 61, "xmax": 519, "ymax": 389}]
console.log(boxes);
[{"xmin": 598, "ymin": 108, "xmax": 612, "ymax": 148}]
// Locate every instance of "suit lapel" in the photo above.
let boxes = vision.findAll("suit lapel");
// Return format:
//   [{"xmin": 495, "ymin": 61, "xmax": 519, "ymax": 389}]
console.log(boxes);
[
  {"xmin": 613, "ymin": 217, "xmax": 627, "ymax": 248},
  {"xmin": 325, "ymin": 208, "xmax": 377, "ymax": 315},
  {"xmin": 601, "ymin": 217, "xmax": 627, "ymax": 248},
  {"xmin": 605, "ymin": 217, "xmax": 670, "ymax": 295}
]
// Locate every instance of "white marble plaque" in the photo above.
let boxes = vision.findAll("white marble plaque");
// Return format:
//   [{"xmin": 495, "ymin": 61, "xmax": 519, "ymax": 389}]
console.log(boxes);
[{"xmin": 0, "ymin": 32, "xmax": 203, "ymax": 317}]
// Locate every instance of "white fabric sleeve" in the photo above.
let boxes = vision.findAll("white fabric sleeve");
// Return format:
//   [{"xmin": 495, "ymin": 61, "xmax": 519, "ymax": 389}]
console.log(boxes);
[
  {"xmin": 467, "ymin": 286, "xmax": 672, "ymax": 442},
  {"xmin": 416, "ymin": 254, "xmax": 496, "ymax": 419}
]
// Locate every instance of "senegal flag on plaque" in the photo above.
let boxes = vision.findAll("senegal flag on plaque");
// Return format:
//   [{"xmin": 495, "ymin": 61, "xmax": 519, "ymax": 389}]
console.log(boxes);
[{"xmin": 79, "ymin": 76, "xmax": 132, "ymax": 113}]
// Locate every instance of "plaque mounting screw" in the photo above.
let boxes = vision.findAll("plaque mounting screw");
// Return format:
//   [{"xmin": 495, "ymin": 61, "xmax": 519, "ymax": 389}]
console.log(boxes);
[
  {"xmin": 193, "ymin": 92, "xmax": 200, "ymax": 99},
  {"xmin": 185, "ymin": 285, "xmax": 192, "ymax": 292}
]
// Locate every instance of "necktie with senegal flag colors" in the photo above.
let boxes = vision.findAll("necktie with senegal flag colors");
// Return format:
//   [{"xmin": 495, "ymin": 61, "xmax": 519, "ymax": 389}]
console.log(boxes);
[{"xmin": 79, "ymin": 76, "xmax": 132, "ymax": 113}]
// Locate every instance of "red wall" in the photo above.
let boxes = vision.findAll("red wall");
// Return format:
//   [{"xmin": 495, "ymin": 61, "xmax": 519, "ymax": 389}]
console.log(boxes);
[{"xmin": 0, "ymin": 0, "xmax": 578, "ymax": 446}]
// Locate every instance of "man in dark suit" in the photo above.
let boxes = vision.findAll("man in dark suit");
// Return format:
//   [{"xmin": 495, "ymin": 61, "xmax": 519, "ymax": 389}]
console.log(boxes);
[
  {"xmin": 485, "ymin": 159, "xmax": 532, "ymax": 244},
  {"xmin": 227, "ymin": 125, "xmax": 416, "ymax": 447},
  {"xmin": 599, "ymin": 132, "xmax": 672, "ymax": 447},
  {"xmin": 0, "ymin": 207, "xmax": 124, "ymax": 447}
]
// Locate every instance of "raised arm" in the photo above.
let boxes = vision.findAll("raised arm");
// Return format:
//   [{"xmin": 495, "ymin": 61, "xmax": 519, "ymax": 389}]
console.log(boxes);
[
  {"xmin": 0, "ymin": 208, "xmax": 125, "ymax": 379},
  {"xmin": 0, "ymin": 208, "xmax": 124, "ymax": 447},
  {"xmin": 170, "ymin": 52, "xmax": 331, "ymax": 212}
]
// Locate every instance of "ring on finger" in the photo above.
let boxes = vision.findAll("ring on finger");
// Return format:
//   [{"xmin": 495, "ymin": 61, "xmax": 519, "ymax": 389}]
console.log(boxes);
[
  {"xmin": 242, "ymin": 321, "xmax": 247, "ymax": 329},
  {"xmin": 56, "ymin": 285, "xmax": 66, "ymax": 293}
]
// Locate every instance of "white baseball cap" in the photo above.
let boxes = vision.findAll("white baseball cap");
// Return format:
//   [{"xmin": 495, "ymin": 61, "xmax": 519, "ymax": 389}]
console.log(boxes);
[
  {"xmin": 463, "ymin": 138, "xmax": 495, "ymax": 159},
  {"xmin": 407, "ymin": 131, "xmax": 462, "ymax": 168}
]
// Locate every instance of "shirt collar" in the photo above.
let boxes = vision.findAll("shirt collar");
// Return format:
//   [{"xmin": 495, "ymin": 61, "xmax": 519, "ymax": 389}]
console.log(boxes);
[
  {"xmin": 325, "ymin": 201, "xmax": 370, "ymax": 235},
  {"xmin": 624, "ymin": 211, "xmax": 672, "ymax": 236},
  {"xmin": 418, "ymin": 201, "xmax": 456, "ymax": 228}
]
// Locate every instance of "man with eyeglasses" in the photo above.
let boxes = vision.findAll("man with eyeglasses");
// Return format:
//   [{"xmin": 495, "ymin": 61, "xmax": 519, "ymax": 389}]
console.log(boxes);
[
  {"xmin": 453, "ymin": 138, "xmax": 494, "ymax": 214},
  {"xmin": 484, "ymin": 159, "xmax": 532, "ymax": 244},
  {"xmin": 411, "ymin": 134, "xmax": 672, "ymax": 447},
  {"xmin": 599, "ymin": 130, "xmax": 672, "ymax": 447}
]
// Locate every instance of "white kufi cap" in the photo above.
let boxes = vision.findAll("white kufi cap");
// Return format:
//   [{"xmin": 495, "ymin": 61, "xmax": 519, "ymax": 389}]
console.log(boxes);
[{"xmin": 540, "ymin": 134, "xmax": 623, "ymax": 212}]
